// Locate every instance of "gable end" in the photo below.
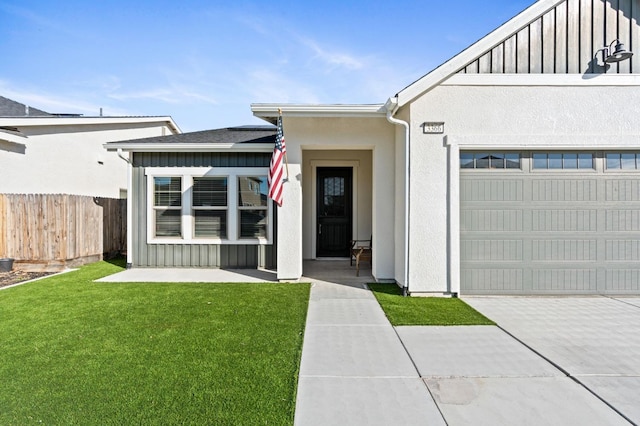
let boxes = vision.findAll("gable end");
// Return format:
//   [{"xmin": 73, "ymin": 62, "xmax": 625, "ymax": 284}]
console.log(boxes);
[{"xmin": 460, "ymin": 0, "xmax": 640, "ymax": 75}]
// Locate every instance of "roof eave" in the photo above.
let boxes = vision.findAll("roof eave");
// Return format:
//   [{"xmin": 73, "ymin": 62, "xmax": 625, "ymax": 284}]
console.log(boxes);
[
  {"xmin": 0, "ymin": 129, "xmax": 28, "ymax": 144},
  {"xmin": 104, "ymin": 142, "xmax": 273, "ymax": 153},
  {"xmin": 0, "ymin": 116, "xmax": 182, "ymax": 134},
  {"xmin": 396, "ymin": 0, "xmax": 564, "ymax": 106},
  {"xmin": 251, "ymin": 103, "xmax": 387, "ymax": 123}
]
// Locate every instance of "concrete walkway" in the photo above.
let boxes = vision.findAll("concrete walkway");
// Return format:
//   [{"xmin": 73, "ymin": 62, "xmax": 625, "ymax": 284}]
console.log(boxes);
[
  {"xmin": 295, "ymin": 261, "xmax": 631, "ymax": 425},
  {"xmin": 295, "ymin": 260, "xmax": 445, "ymax": 425}
]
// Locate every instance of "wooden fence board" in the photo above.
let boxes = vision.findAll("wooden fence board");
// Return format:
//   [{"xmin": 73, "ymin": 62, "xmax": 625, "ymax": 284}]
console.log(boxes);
[
  {"xmin": 0, "ymin": 195, "xmax": 6, "ymax": 257},
  {"xmin": 0, "ymin": 194, "xmax": 126, "ymax": 271}
]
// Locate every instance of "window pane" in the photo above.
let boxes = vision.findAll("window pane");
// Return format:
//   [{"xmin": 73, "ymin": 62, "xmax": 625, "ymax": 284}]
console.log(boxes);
[
  {"xmin": 154, "ymin": 177, "xmax": 181, "ymax": 207},
  {"xmin": 505, "ymin": 153, "xmax": 521, "ymax": 169},
  {"xmin": 621, "ymin": 153, "xmax": 636, "ymax": 169},
  {"xmin": 578, "ymin": 153, "xmax": 593, "ymax": 169},
  {"xmin": 238, "ymin": 176, "xmax": 267, "ymax": 207},
  {"xmin": 548, "ymin": 153, "xmax": 562, "ymax": 169},
  {"xmin": 490, "ymin": 153, "xmax": 505, "ymax": 169},
  {"xmin": 460, "ymin": 153, "xmax": 474, "ymax": 169},
  {"xmin": 563, "ymin": 153, "xmax": 578, "ymax": 169},
  {"xmin": 239, "ymin": 210, "xmax": 267, "ymax": 238},
  {"xmin": 155, "ymin": 210, "xmax": 181, "ymax": 237},
  {"xmin": 194, "ymin": 210, "xmax": 227, "ymax": 238},
  {"xmin": 323, "ymin": 177, "xmax": 346, "ymax": 216},
  {"xmin": 475, "ymin": 153, "xmax": 490, "ymax": 168},
  {"xmin": 193, "ymin": 177, "xmax": 227, "ymax": 207},
  {"xmin": 533, "ymin": 153, "xmax": 547, "ymax": 169},
  {"xmin": 606, "ymin": 153, "xmax": 621, "ymax": 169}
]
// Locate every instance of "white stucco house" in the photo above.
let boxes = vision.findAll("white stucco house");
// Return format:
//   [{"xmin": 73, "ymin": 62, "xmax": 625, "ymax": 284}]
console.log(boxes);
[
  {"xmin": 0, "ymin": 96, "xmax": 180, "ymax": 198},
  {"xmin": 107, "ymin": 0, "xmax": 640, "ymax": 295}
]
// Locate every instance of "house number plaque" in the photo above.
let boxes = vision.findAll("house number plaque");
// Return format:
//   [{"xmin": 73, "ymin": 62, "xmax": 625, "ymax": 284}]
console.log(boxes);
[{"xmin": 423, "ymin": 122, "xmax": 445, "ymax": 134}]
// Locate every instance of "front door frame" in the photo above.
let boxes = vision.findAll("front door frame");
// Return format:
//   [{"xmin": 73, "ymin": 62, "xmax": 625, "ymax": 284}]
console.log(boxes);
[{"xmin": 310, "ymin": 160, "xmax": 359, "ymax": 259}]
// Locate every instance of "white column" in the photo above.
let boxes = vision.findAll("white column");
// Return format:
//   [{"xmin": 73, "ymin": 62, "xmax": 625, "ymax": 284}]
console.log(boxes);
[
  {"xmin": 372, "ymin": 143, "xmax": 395, "ymax": 280},
  {"xmin": 276, "ymin": 151, "xmax": 303, "ymax": 280}
]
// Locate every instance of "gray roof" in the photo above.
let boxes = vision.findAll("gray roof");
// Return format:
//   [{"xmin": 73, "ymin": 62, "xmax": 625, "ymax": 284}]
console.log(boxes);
[
  {"xmin": 0, "ymin": 96, "xmax": 52, "ymax": 117},
  {"xmin": 108, "ymin": 125, "xmax": 277, "ymax": 146}
]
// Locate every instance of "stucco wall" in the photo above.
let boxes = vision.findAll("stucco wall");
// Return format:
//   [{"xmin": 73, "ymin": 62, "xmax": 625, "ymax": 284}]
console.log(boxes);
[
  {"xmin": 278, "ymin": 116, "xmax": 396, "ymax": 280},
  {"xmin": 406, "ymin": 80, "xmax": 640, "ymax": 293},
  {"xmin": 0, "ymin": 122, "xmax": 175, "ymax": 198}
]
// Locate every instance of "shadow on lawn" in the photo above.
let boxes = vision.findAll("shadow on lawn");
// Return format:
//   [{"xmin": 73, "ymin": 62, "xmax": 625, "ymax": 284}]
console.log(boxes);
[{"xmin": 368, "ymin": 282, "xmax": 404, "ymax": 296}]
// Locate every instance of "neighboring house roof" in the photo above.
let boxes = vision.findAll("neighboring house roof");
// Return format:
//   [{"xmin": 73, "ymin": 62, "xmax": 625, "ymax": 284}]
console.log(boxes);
[
  {"xmin": 105, "ymin": 126, "xmax": 276, "ymax": 152},
  {"xmin": 0, "ymin": 95, "xmax": 181, "ymax": 134},
  {"xmin": 0, "ymin": 127, "xmax": 28, "ymax": 153},
  {"xmin": 0, "ymin": 115, "xmax": 181, "ymax": 133},
  {"xmin": 0, "ymin": 95, "xmax": 52, "ymax": 117}
]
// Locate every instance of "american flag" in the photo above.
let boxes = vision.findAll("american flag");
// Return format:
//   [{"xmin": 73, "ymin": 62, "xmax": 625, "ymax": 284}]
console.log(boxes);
[{"xmin": 268, "ymin": 114, "xmax": 286, "ymax": 206}]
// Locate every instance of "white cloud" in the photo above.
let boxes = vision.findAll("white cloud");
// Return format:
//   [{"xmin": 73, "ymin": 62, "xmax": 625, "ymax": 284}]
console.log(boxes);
[{"xmin": 299, "ymin": 37, "xmax": 365, "ymax": 71}]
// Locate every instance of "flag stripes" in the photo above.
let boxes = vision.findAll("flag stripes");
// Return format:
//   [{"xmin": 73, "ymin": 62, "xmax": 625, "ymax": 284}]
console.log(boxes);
[{"xmin": 268, "ymin": 113, "xmax": 286, "ymax": 206}]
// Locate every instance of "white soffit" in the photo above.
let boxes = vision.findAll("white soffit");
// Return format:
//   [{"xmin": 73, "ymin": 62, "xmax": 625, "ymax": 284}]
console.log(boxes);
[
  {"xmin": 395, "ymin": 0, "xmax": 564, "ymax": 106},
  {"xmin": 251, "ymin": 104, "xmax": 386, "ymax": 120}
]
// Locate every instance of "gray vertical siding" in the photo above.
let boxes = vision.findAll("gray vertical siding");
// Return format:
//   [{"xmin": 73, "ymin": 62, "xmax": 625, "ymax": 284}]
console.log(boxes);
[
  {"xmin": 461, "ymin": 0, "xmax": 640, "ymax": 74},
  {"xmin": 131, "ymin": 152, "xmax": 277, "ymax": 269}
]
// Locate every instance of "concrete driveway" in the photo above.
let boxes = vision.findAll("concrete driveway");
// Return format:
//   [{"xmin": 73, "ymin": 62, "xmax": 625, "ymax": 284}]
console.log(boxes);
[{"xmin": 463, "ymin": 296, "xmax": 640, "ymax": 425}]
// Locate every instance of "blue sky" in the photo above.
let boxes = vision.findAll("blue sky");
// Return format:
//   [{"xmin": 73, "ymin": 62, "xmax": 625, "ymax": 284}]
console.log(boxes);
[{"xmin": 1, "ymin": 0, "xmax": 532, "ymax": 132}]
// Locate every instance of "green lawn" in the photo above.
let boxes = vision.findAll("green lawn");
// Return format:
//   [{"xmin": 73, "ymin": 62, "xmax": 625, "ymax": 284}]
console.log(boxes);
[
  {"xmin": 0, "ymin": 260, "xmax": 310, "ymax": 425},
  {"xmin": 368, "ymin": 283, "xmax": 495, "ymax": 326}
]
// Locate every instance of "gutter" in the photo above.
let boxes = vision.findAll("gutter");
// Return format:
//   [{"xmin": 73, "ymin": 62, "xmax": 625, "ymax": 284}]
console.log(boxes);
[
  {"xmin": 385, "ymin": 97, "xmax": 410, "ymax": 297},
  {"xmin": 117, "ymin": 149, "xmax": 133, "ymax": 269}
]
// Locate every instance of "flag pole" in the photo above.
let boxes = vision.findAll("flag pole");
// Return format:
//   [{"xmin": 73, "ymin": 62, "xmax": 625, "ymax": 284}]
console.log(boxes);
[{"xmin": 278, "ymin": 108, "xmax": 290, "ymax": 179}]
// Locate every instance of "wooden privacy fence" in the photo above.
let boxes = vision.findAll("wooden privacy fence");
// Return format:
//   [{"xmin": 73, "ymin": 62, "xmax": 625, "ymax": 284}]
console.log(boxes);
[{"xmin": 0, "ymin": 194, "xmax": 126, "ymax": 271}]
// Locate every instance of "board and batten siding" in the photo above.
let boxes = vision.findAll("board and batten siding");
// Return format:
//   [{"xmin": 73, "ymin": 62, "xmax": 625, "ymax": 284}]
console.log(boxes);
[
  {"xmin": 131, "ymin": 152, "xmax": 276, "ymax": 269},
  {"xmin": 461, "ymin": 0, "xmax": 640, "ymax": 74}
]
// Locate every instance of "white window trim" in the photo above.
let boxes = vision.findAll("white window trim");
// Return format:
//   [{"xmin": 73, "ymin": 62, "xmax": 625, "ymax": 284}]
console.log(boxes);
[{"xmin": 145, "ymin": 167, "xmax": 272, "ymax": 245}]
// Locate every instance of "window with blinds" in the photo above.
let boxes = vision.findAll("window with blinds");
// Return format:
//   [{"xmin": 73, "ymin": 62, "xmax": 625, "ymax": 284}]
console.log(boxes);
[
  {"xmin": 146, "ymin": 167, "xmax": 272, "ymax": 244},
  {"xmin": 192, "ymin": 177, "xmax": 228, "ymax": 238},
  {"xmin": 153, "ymin": 177, "xmax": 182, "ymax": 237}
]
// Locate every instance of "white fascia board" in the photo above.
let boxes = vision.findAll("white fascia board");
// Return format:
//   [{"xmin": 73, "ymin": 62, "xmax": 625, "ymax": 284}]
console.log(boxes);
[
  {"xmin": 104, "ymin": 142, "xmax": 273, "ymax": 153},
  {"xmin": 0, "ymin": 129, "xmax": 28, "ymax": 144},
  {"xmin": 396, "ymin": 0, "xmax": 564, "ymax": 106},
  {"xmin": 0, "ymin": 116, "xmax": 181, "ymax": 134},
  {"xmin": 443, "ymin": 73, "xmax": 640, "ymax": 86},
  {"xmin": 251, "ymin": 103, "xmax": 387, "ymax": 119}
]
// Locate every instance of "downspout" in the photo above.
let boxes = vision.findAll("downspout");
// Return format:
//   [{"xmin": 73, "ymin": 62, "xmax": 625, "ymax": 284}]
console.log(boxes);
[
  {"xmin": 117, "ymin": 148, "xmax": 133, "ymax": 269},
  {"xmin": 385, "ymin": 98, "xmax": 410, "ymax": 297}
]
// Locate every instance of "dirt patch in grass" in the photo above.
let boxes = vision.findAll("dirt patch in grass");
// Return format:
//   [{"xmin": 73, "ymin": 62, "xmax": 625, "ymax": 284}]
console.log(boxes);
[{"xmin": 0, "ymin": 270, "xmax": 53, "ymax": 288}]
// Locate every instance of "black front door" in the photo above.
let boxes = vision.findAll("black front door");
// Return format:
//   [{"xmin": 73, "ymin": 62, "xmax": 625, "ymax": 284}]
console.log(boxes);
[{"xmin": 317, "ymin": 167, "xmax": 352, "ymax": 257}]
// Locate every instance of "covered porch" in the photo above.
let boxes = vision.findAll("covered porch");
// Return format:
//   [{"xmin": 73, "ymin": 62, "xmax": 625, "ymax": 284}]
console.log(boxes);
[{"xmin": 251, "ymin": 105, "xmax": 399, "ymax": 283}]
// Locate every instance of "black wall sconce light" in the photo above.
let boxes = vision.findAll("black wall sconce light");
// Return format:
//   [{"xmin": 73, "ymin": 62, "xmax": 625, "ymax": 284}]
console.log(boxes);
[{"xmin": 601, "ymin": 39, "xmax": 634, "ymax": 64}]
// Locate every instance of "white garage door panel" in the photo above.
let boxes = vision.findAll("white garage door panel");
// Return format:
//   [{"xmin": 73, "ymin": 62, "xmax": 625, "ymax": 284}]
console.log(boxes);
[{"xmin": 461, "ymin": 153, "xmax": 640, "ymax": 295}]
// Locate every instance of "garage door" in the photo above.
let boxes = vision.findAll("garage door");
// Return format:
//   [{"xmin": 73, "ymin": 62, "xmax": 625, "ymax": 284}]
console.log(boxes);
[{"xmin": 460, "ymin": 151, "xmax": 640, "ymax": 295}]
